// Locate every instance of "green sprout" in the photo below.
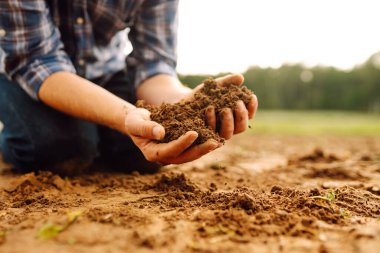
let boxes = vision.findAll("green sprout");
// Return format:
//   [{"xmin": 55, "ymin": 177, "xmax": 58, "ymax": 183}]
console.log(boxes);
[
  {"xmin": 37, "ymin": 223, "xmax": 64, "ymax": 240},
  {"xmin": 310, "ymin": 189, "xmax": 336, "ymax": 202},
  {"xmin": 37, "ymin": 210, "xmax": 82, "ymax": 240}
]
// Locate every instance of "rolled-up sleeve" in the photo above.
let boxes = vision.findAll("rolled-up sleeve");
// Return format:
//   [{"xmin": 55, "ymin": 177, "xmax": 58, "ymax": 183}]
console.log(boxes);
[
  {"xmin": 0, "ymin": 0, "xmax": 76, "ymax": 100},
  {"xmin": 126, "ymin": 0, "xmax": 178, "ymax": 88}
]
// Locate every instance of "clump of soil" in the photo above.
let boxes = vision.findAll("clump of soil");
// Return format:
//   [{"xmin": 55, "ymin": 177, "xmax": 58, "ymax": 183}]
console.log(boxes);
[
  {"xmin": 293, "ymin": 148, "xmax": 340, "ymax": 163},
  {"xmin": 137, "ymin": 78, "xmax": 253, "ymax": 145},
  {"xmin": 144, "ymin": 173, "xmax": 197, "ymax": 193},
  {"xmin": 306, "ymin": 166, "xmax": 368, "ymax": 180},
  {"xmin": 3, "ymin": 171, "xmax": 70, "ymax": 195}
]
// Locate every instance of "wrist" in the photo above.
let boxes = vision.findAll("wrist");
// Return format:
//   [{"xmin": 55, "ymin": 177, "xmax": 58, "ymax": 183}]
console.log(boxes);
[
  {"xmin": 116, "ymin": 103, "xmax": 136, "ymax": 135},
  {"xmin": 169, "ymin": 86, "xmax": 192, "ymax": 103},
  {"xmin": 137, "ymin": 74, "xmax": 191, "ymax": 105}
]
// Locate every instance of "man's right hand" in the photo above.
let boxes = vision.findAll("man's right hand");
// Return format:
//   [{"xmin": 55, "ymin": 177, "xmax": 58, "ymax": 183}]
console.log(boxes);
[{"xmin": 124, "ymin": 107, "xmax": 221, "ymax": 165}]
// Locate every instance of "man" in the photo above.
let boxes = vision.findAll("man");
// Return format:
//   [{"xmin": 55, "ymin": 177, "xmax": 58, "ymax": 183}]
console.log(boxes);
[{"xmin": 0, "ymin": 0, "xmax": 258, "ymax": 175}]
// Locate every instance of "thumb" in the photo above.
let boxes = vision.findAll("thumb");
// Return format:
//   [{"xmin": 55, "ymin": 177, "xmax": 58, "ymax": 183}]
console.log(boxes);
[
  {"xmin": 127, "ymin": 119, "xmax": 165, "ymax": 140},
  {"xmin": 215, "ymin": 73, "xmax": 245, "ymax": 87}
]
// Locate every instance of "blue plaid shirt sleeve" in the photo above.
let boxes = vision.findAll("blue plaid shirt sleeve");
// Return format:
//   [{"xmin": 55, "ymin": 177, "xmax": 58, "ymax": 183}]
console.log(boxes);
[
  {"xmin": 0, "ymin": 0, "xmax": 76, "ymax": 100},
  {"xmin": 126, "ymin": 0, "xmax": 178, "ymax": 88}
]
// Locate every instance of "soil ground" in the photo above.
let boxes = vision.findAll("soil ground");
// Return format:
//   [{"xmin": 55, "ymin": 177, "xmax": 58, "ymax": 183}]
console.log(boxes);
[{"xmin": 0, "ymin": 133, "xmax": 380, "ymax": 253}]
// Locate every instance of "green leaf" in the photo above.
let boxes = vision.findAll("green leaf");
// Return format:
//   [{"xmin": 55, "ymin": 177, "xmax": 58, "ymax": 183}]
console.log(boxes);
[
  {"xmin": 310, "ymin": 189, "xmax": 336, "ymax": 202},
  {"xmin": 37, "ymin": 223, "xmax": 64, "ymax": 239},
  {"xmin": 326, "ymin": 190, "xmax": 336, "ymax": 201},
  {"xmin": 37, "ymin": 210, "xmax": 83, "ymax": 240},
  {"xmin": 67, "ymin": 211, "xmax": 82, "ymax": 224}
]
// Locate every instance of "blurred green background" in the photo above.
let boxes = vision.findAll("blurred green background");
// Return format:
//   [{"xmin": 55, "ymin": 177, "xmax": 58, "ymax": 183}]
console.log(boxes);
[
  {"xmin": 248, "ymin": 110, "xmax": 380, "ymax": 135},
  {"xmin": 179, "ymin": 53, "xmax": 380, "ymax": 135}
]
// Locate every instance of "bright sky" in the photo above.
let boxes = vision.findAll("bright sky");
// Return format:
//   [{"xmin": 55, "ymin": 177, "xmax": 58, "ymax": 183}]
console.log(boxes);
[{"xmin": 177, "ymin": 0, "xmax": 380, "ymax": 75}]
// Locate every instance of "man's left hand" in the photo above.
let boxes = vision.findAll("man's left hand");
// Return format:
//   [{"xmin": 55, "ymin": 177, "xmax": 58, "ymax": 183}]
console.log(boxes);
[{"xmin": 184, "ymin": 74, "xmax": 258, "ymax": 140}]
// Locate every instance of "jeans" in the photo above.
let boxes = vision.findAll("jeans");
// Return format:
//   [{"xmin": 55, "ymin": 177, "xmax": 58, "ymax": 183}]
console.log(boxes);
[{"xmin": 0, "ymin": 71, "xmax": 160, "ymax": 175}]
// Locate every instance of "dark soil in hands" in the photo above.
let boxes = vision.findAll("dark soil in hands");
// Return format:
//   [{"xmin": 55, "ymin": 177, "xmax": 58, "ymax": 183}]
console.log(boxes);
[{"xmin": 136, "ymin": 78, "xmax": 253, "ymax": 145}]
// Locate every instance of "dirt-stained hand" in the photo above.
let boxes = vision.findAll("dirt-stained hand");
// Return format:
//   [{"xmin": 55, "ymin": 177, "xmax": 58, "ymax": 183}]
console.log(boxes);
[
  {"xmin": 193, "ymin": 74, "xmax": 258, "ymax": 140},
  {"xmin": 124, "ymin": 108, "xmax": 221, "ymax": 165}
]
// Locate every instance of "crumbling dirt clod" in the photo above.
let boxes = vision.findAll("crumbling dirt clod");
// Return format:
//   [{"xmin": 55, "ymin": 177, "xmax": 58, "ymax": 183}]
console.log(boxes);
[{"xmin": 137, "ymin": 78, "xmax": 253, "ymax": 145}]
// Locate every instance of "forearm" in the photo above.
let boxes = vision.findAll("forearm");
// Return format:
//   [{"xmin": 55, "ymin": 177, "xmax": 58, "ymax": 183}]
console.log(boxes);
[
  {"xmin": 136, "ymin": 74, "xmax": 191, "ymax": 105},
  {"xmin": 39, "ymin": 71, "xmax": 134, "ymax": 134}
]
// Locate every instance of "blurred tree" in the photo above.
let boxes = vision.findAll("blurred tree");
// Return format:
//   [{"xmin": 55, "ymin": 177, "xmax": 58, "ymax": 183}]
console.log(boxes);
[{"xmin": 178, "ymin": 52, "xmax": 380, "ymax": 112}]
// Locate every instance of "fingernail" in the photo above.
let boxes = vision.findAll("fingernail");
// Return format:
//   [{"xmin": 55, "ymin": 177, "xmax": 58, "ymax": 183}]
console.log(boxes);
[{"xmin": 153, "ymin": 126, "xmax": 162, "ymax": 139}]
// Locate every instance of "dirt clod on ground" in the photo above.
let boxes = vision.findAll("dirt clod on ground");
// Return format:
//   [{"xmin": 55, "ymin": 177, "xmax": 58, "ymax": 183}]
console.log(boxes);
[
  {"xmin": 144, "ymin": 173, "xmax": 197, "ymax": 193},
  {"xmin": 137, "ymin": 78, "xmax": 253, "ymax": 144}
]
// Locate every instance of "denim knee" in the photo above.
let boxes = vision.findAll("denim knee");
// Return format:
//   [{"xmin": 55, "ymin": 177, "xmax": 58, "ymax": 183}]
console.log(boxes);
[
  {"xmin": 1, "ymin": 123, "xmax": 98, "ymax": 174},
  {"xmin": 0, "ymin": 75, "xmax": 99, "ymax": 174}
]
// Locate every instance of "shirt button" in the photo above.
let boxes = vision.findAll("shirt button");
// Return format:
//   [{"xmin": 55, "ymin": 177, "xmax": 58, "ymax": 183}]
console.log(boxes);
[
  {"xmin": 78, "ymin": 59, "xmax": 85, "ymax": 66},
  {"xmin": 0, "ymin": 29, "xmax": 6, "ymax": 38},
  {"xmin": 76, "ymin": 17, "xmax": 84, "ymax": 25}
]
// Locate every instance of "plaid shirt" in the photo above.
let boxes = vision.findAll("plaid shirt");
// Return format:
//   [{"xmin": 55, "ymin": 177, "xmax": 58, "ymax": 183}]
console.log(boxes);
[{"xmin": 0, "ymin": 0, "xmax": 178, "ymax": 100}]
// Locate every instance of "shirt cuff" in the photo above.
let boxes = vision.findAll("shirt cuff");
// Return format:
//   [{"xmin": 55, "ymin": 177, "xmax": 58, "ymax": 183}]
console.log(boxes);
[
  {"xmin": 132, "ymin": 60, "xmax": 177, "ymax": 88},
  {"xmin": 14, "ymin": 56, "xmax": 76, "ymax": 101}
]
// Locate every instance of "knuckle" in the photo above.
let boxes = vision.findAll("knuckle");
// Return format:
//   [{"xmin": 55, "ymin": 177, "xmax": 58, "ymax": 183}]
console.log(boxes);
[
  {"xmin": 142, "ymin": 124, "xmax": 153, "ymax": 137},
  {"xmin": 227, "ymin": 123, "xmax": 235, "ymax": 131}
]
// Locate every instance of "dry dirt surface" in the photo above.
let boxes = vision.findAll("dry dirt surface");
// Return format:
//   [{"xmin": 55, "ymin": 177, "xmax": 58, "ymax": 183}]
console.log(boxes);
[{"xmin": 0, "ymin": 134, "xmax": 380, "ymax": 253}]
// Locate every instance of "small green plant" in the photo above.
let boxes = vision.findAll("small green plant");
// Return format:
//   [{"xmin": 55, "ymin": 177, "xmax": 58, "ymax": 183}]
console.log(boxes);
[
  {"xmin": 37, "ymin": 223, "xmax": 64, "ymax": 240},
  {"xmin": 37, "ymin": 210, "xmax": 82, "ymax": 240},
  {"xmin": 310, "ymin": 189, "xmax": 336, "ymax": 202}
]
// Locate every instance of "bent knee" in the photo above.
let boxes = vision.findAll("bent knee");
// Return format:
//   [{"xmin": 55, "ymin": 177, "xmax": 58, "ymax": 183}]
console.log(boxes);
[{"xmin": 2, "ymin": 134, "xmax": 98, "ymax": 174}]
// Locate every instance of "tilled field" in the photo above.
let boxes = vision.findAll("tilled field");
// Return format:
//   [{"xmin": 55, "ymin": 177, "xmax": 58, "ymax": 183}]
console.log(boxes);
[{"xmin": 0, "ymin": 134, "xmax": 379, "ymax": 253}]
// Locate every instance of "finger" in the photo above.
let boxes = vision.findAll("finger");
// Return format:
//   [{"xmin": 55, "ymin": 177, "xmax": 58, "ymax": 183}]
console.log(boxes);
[
  {"xmin": 154, "ymin": 131, "xmax": 198, "ymax": 159},
  {"xmin": 206, "ymin": 106, "xmax": 216, "ymax": 131},
  {"xmin": 219, "ymin": 108, "xmax": 234, "ymax": 140},
  {"xmin": 248, "ymin": 94, "xmax": 258, "ymax": 119},
  {"xmin": 128, "ymin": 119, "xmax": 165, "ymax": 140},
  {"xmin": 214, "ymin": 73, "xmax": 244, "ymax": 87},
  {"xmin": 167, "ymin": 139, "xmax": 220, "ymax": 164},
  {"xmin": 234, "ymin": 100, "xmax": 249, "ymax": 134}
]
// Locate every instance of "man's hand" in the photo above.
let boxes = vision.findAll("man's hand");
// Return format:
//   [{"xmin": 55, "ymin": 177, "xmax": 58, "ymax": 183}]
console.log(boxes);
[
  {"xmin": 124, "ymin": 107, "xmax": 221, "ymax": 165},
  {"xmin": 185, "ymin": 74, "xmax": 258, "ymax": 140}
]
